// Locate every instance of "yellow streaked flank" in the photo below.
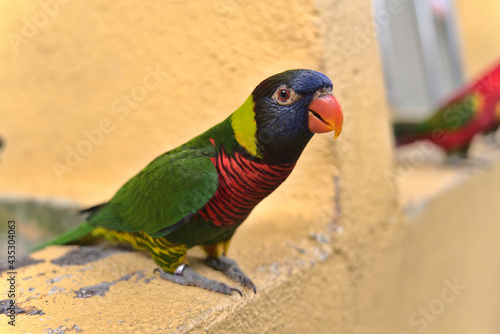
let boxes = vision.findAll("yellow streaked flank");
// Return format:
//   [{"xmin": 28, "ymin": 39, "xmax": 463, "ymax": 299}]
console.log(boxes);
[{"xmin": 91, "ymin": 227, "xmax": 187, "ymax": 272}]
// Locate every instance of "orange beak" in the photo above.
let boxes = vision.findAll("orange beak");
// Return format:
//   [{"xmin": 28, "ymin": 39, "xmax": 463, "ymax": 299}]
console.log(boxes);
[{"xmin": 308, "ymin": 94, "xmax": 343, "ymax": 139}]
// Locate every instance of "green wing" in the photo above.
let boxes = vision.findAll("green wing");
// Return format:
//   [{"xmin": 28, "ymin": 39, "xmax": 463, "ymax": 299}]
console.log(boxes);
[
  {"xmin": 394, "ymin": 93, "xmax": 479, "ymax": 137},
  {"xmin": 424, "ymin": 93, "xmax": 478, "ymax": 131},
  {"xmin": 89, "ymin": 145, "xmax": 218, "ymax": 238}
]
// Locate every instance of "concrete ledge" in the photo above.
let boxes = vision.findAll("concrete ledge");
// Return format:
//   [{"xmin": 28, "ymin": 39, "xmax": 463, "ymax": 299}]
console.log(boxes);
[
  {"xmin": 0, "ymin": 195, "xmax": 403, "ymax": 334},
  {"xmin": 0, "ymin": 213, "xmax": 354, "ymax": 333},
  {"xmin": 394, "ymin": 142, "xmax": 500, "ymax": 334}
]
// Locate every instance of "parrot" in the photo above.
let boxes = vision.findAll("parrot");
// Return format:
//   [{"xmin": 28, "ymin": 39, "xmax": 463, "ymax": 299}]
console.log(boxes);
[
  {"xmin": 32, "ymin": 69, "xmax": 343, "ymax": 295},
  {"xmin": 393, "ymin": 61, "xmax": 500, "ymax": 158}
]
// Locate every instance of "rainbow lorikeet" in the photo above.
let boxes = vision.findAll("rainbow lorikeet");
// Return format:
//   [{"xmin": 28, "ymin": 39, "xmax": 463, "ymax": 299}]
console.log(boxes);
[
  {"xmin": 393, "ymin": 61, "xmax": 500, "ymax": 157},
  {"xmin": 33, "ymin": 69, "xmax": 343, "ymax": 295}
]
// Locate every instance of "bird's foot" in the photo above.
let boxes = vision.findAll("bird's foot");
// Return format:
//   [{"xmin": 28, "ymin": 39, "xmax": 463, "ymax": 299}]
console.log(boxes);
[
  {"xmin": 445, "ymin": 154, "xmax": 492, "ymax": 169},
  {"xmin": 206, "ymin": 255, "xmax": 257, "ymax": 293},
  {"xmin": 154, "ymin": 265, "xmax": 242, "ymax": 296},
  {"xmin": 483, "ymin": 131, "xmax": 500, "ymax": 149}
]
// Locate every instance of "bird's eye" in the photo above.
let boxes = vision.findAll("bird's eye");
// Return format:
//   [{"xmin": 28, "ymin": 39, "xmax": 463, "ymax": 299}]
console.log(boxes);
[
  {"xmin": 273, "ymin": 86, "xmax": 296, "ymax": 105},
  {"xmin": 278, "ymin": 89, "xmax": 291, "ymax": 102}
]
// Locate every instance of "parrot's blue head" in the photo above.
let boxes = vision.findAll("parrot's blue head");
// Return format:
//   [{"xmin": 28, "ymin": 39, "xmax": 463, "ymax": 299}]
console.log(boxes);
[{"xmin": 250, "ymin": 69, "xmax": 343, "ymax": 164}]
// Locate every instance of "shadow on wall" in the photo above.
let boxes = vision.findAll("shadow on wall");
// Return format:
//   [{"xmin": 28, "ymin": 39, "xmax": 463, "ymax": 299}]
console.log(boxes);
[{"xmin": 0, "ymin": 198, "xmax": 81, "ymax": 261}]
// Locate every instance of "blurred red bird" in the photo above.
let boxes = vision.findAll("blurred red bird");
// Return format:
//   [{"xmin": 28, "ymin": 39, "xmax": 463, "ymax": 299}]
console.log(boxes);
[{"xmin": 394, "ymin": 60, "xmax": 500, "ymax": 157}]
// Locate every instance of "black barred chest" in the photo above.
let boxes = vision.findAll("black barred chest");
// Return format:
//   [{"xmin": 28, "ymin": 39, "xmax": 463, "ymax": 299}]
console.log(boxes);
[{"xmin": 197, "ymin": 148, "xmax": 295, "ymax": 227}]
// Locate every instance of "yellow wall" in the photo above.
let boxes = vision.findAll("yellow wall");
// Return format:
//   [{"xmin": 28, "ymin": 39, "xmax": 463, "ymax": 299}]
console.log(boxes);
[
  {"xmin": 0, "ymin": 0, "xmax": 326, "ymax": 203},
  {"xmin": 456, "ymin": 0, "xmax": 500, "ymax": 78}
]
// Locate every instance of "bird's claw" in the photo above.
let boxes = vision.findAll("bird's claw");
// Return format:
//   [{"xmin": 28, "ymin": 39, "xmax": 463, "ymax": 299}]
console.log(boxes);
[
  {"xmin": 153, "ymin": 266, "xmax": 243, "ymax": 296},
  {"xmin": 206, "ymin": 255, "xmax": 257, "ymax": 293},
  {"xmin": 230, "ymin": 287, "xmax": 243, "ymax": 297},
  {"xmin": 233, "ymin": 271, "xmax": 256, "ymax": 293}
]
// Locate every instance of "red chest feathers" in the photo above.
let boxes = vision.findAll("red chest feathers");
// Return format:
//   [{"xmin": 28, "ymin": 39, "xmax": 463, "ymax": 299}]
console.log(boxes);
[{"xmin": 198, "ymin": 147, "xmax": 295, "ymax": 227}]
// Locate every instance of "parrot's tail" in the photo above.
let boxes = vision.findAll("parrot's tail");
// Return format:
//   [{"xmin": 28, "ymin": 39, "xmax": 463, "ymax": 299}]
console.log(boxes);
[
  {"xmin": 30, "ymin": 221, "xmax": 95, "ymax": 253},
  {"xmin": 393, "ymin": 122, "xmax": 426, "ymax": 146}
]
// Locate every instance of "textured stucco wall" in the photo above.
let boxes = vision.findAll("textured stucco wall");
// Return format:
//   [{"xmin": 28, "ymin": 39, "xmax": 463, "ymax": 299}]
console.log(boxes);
[
  {"xmin": 0, "ymin": 0, "xmax": 326, "ymax": 204},
  {"xmin": 0, "ymin": 0, "xmax": 401, "ymax": 333}
]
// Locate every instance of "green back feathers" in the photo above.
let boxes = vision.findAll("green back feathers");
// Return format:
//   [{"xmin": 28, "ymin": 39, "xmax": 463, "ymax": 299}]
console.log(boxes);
[
  {"xmin": 426, "ymin": 93, "xmax": 480, "ymax": 130},
  {"xmin": 90, "ymin": 146, "xmax": 219, "ymax": 238},
  {"xmin": 394, "ymin": 93, "xmax": 481, "ymax": 137}
]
